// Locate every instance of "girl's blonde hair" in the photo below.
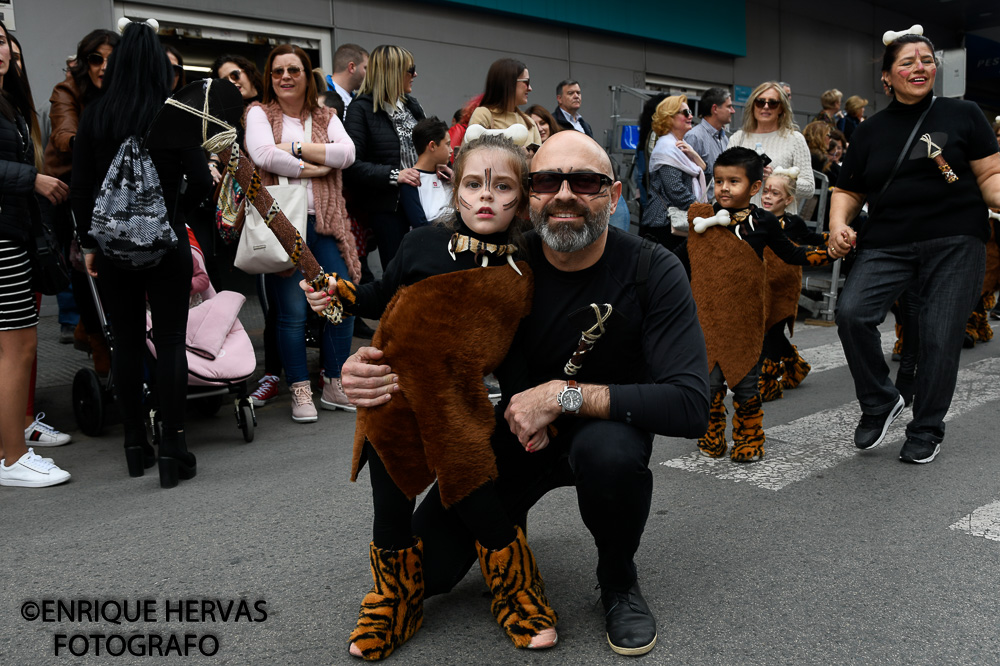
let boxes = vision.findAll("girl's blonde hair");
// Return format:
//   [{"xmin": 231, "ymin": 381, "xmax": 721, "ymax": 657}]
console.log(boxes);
[
  {"xmin": 359, "ymin": 44, "xmax": 414, "ymax": 114},
  {"xmin": 742, "ymin": 82, "xmax": 795, "ymax": 134},
  {"xmin": 650, "ymin": 95, "xmax": 688, "ymax": 138}
]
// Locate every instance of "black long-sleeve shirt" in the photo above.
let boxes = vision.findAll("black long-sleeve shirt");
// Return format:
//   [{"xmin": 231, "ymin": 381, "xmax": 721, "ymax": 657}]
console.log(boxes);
[
  {"xmin": 496, "ymin": 227, "xmax": 710, "ymax": 439},
  {"xmin": 350, "ymin": 220, "xmax": 513, "ymax": 320}
]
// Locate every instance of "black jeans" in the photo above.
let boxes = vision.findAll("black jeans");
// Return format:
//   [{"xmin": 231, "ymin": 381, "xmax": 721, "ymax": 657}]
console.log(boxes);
[
  {"xmin": 97, "ymin": 243, "xmax": 192, "ymax": 442},
  {"xmin": 414, "ymin": 417, "xmax": 654, "ymax": 596},
  {"xmin": 836, "ymin": 236, "xmax": 985, "ymax": 444}
]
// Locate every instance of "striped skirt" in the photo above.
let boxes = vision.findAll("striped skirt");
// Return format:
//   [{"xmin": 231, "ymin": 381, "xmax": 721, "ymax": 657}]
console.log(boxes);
[{"xmin": 0, "ymin": 239, "xmax": 38, "ymax": 330}]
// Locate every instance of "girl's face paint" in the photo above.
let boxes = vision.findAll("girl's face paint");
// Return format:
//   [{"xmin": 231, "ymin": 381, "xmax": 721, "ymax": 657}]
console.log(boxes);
[{"xmin": 456, "ymin": 150, "xmax": 522, "ymax": 235}]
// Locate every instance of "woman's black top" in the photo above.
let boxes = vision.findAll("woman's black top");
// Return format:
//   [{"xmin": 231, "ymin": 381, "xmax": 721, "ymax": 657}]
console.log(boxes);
[
  {"xmin": 0, "ymin": 111, "xmax": 37, "ymax": 242},
  {"xmin": 343, "ymin": 93, "xmax": 425, "ymax": 213},
  {"xmin": 70, "ymin": 106, "xmax": 213, "ymax": 252},
  {"xmin": 837, "ymin": 94, "xmax": 997, "ymax": 248}
]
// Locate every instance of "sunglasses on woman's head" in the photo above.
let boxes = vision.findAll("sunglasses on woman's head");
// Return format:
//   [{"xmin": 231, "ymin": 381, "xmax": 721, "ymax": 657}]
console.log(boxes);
[
  {"xmin": 407, "ymin": 65, "xmax": 417, "ymax": 75},
  {"xmin": 271, "ymin": 65, "xmax": 303, "ymax": 79},
  {"xmin": 529, "ymin": 171, "xmax": 612, "ymax": 194},
  {"xmin": 677, "ymin": 108, "xmax": 693, "ymax": 117},
  {"xmin": 87, "ymin": 52, "xmax": 108, "ymax": 66},
  {"xmin": 517, "ymin": 77, "xmax": 530, "ymax": 86},
  {"xmin": 754, "ymin": 98, "xmax": 781, "ymax": 109},
  {"xmin": 225, "ymin": 69, "xmax": 243, "ymax": 83}
]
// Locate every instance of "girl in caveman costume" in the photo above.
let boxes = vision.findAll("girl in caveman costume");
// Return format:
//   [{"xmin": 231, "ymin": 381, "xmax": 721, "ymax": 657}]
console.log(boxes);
[
  {"xmin": 757, "ymin": 167, "xmax": 829, "ymax": 401},
  {"xmin": 305, "ymin": 129, "xmax": 559, "ymax": 660}
]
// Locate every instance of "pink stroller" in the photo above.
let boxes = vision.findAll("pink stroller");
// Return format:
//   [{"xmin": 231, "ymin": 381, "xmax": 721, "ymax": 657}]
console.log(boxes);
[{"xmin": 73, "ymin": 229, "xmax": 257, "ymax": 443}]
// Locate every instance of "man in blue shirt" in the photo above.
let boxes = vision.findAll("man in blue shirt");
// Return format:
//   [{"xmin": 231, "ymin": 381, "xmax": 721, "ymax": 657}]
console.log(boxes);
[
  {"xmin": 684, "ymin": 87, "xmax": 734, "ymax": 188},
  {"xmin": 325, "ymin": 43, "xmax": 368, "ymax": 114},
  {"xmin": 552, "ymin": 80, "xmax": 594, "ymax": 137}
]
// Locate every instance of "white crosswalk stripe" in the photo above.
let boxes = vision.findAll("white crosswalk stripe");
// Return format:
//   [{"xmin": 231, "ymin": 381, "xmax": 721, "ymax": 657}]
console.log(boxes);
[
  {"xmin": 800, "ymin": 335, "xmax": 895, "ymax": 375},
  {"xmin": 949, "ymin": 501, "xmax": 1000, "ymax": 542},
  {"xmin": 661, "ymin": 357, "xmax": 1000, "ymax": 491}
]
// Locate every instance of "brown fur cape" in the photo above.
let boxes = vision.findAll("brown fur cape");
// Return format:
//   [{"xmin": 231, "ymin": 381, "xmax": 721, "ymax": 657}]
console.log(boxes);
[
  {"xmin": 764, "ymin": 247, "xmax": 802, "ymax": 333},
  {"xmin": 350, "ymin": 262, "xmax": 533, "ymax": 507},
  {"xmin": 687, "ymin": 203, "xmax": 765, "ymax": 386}
]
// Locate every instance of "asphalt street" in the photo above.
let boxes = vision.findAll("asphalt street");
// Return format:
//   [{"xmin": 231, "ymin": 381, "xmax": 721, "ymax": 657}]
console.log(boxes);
[{"xmin": 3, "ymin": 307, "xmax": 999, "ymax": 665}]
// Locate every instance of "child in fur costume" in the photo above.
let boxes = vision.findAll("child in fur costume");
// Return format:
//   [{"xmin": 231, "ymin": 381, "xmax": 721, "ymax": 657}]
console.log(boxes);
[
  {"xmin": 683, "ymin": 147, "xmax": 833, "ymax": 462},
  {"xmin": 757, "ymin": 167, "xmax": 829, "ymax": 401},
  {"xmin": 306, "ymin": 133, "xmax": 557, "ymax": 660}
]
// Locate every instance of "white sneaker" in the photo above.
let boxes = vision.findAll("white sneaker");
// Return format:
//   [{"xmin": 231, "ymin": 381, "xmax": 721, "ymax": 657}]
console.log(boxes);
[
  {"xmin": 290, "ymin": 381, "xmax": 318, "ymax": 423},
  {"xmin": 320, "ymin": 375, "xmax": 357, "ymax": 412},
  {"xmin": 24, "ymin": 412, "xmax": 72, "ymax": 447},
  {"xmin": 0, "ymin": 449, "xmax": 71, "ymax": 487}
]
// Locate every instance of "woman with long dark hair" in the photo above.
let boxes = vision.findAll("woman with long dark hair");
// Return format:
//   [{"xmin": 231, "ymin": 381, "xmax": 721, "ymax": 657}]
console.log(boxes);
[
  {"xmin": 0, "ymin": 20, "xmax": 72, "ymax": 488},
  {"xmin": 343, "ymin": 44, "xmax": 425, "ymax": 271},
  {"xmin": 467, "ymin": 58, "xmax": 541, "ymax": 150},
  {"xmin": 70, "ymin": 19, "xmax": 213, "ymax": 487},
  {"xmin": 43, "ymin": 28, "xmax": 119, "ymax": 377}
]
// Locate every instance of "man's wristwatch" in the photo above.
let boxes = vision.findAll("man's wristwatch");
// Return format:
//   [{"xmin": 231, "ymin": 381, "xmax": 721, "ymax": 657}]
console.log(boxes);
[{"xmin": 557, "ymin": 380, "xmax": 583, "ymax": 414}]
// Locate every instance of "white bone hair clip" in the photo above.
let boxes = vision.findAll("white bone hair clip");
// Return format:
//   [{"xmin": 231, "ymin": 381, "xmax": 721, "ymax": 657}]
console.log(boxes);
[
  {"xmin": 693, "ymin": 209, "xmax": 731, "ymax": 234},
  {"xmin": 883, "ymin": 24, "xmax": 922, "ymax": 46},
  {"xmin": 988, "ymin": 209, "xmax": 1000, "ymax": 221},
  {"xmin": 772, "ymin": 166, "xmax": 799, "ymax": 180},
  {"xmin": 118, "ymin": 17, "xmax": 159, "ymax": 33},
  {"xmin": 463, "ymin": 123, "xmax": 530, "ymax": 147}
]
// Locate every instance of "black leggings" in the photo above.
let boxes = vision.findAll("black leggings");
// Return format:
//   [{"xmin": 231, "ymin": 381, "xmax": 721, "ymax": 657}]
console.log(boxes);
[
  {"xmin": 364, "ymin": 442, "xmax": 514, "ymax": 553},
  {"xmin": 97, "ymin": 243, "xmax": 192, "ymax": 444},
  {"xmin": 762, "ymin": 320, "xmax": 796, "ymax": 361}
]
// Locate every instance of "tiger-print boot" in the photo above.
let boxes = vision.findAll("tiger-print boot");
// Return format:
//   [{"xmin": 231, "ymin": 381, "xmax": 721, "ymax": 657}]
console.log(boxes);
[
  {"xmin": 892, "ymin": 323, "xmax": 904, "ymax": 361},
  {"xmin": 758, "ymin": 358, "xmax": 784, "ymax": 402},
  {"xmin": 696, "ymin": 390, "xmax": 728, "ymax": 458},
  {"xmin": 476, "ymin": 526, "xmax": 558, "ymax": 649},
  {"xmin": 731, "ymin": 395, "xmax": 765, "ymax": 463},
  {"xmin": 780, "ymin": 345, "xmax": 811, "ymax": 390},
  {"xmin": 349, "ymin": 539, "xmax": 424, "ymax": 661},
  {"xmin": 966, "ymin": 293, "xmax": 994, "ymax": 344}
]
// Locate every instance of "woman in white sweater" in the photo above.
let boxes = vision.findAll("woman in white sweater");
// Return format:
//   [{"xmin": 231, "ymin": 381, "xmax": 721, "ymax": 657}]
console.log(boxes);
[{"xmin": 728, "ymin": 81, "xmax": 814, "ymax": 212}]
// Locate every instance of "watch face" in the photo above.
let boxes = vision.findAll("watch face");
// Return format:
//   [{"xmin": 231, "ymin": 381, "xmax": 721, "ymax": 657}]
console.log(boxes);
[{"xmin": 562, "ymin": 388, "xmax": 583, "ymax": 411}]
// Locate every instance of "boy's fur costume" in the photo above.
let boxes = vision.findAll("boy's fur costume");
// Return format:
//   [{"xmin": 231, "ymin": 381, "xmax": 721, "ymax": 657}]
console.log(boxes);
[
  {"xmin": 350, "ymin": 262, "xmax": 533, "ymax": 507},
  {"xmin": 687, "ymin": 203, "xmax": 765, "ymax": 385}
]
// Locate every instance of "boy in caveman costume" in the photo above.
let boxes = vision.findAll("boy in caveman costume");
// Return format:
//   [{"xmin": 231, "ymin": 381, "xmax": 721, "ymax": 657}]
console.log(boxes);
[{"xmin": 683, "ymin": 147, "xmax": 834, "ymax": 461}]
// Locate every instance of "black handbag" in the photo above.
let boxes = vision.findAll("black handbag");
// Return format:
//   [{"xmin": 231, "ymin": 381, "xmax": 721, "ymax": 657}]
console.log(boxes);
[{"xmin": 27, "ymin": 199, "xmax": 71, "ymax": 296}]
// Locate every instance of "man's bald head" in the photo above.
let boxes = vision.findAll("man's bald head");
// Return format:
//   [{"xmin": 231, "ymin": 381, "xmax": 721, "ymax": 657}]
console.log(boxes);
[{"xmin": 532, "ymin": 130, "xmax": 614, "ymax": 178}]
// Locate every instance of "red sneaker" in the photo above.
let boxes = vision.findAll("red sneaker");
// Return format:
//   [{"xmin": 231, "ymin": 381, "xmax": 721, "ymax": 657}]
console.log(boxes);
[{"xmin": 250, "ymin": 374, "xmax": 280, "ymax": 406}]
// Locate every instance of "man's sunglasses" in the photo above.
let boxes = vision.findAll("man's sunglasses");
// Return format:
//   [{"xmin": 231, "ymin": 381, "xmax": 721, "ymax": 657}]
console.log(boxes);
[
  {"xmin": 87, "ymin": 52, "xmax": 109, "ymax": 67},
  {"xmin": 271, "ymin": 65, "xmax": 303, "ymax": 79},
  {"xmin": 754, "ymin": 98, "xmax": 781, "ymax": 109},
  {"xmin": 529, "ymin": 171, "xmax": 613, "ymax": 194}
]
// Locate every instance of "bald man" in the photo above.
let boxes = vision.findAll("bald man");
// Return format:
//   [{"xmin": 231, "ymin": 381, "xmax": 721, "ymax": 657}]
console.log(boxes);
[{"xmin": 342, "ymin": 131, "xmax": 709, "ymax": 656}]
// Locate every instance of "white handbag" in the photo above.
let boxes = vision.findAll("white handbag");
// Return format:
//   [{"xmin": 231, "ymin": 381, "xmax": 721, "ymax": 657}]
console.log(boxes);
[{"xmin": 235, "ymin": 116, "xmax": 312, "ymax": 274}]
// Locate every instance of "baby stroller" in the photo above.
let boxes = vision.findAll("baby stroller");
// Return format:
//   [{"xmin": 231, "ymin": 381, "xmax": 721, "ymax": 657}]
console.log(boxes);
[{"xmin": 71, "ymin": 222, "xmax": 257, "ymax": 443}]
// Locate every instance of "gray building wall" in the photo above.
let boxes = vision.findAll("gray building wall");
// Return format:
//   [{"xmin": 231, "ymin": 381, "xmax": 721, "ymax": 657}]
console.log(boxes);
[{"xmin": 15, "ymin": 0, "xmax": 952, "ymax": 148}]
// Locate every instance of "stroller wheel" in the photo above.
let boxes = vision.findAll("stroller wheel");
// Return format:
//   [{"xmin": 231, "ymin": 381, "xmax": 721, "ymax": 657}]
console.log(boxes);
[
  {"xmin": 73, "ymin": 369, "xmax": 105, "ymax": 436},
  {"xmin": 237, "ymin": 401, "xmax": 255, "ymax": 443}
]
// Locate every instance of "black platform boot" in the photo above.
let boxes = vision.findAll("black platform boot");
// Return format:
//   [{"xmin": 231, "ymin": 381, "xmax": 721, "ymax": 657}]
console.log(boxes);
[{"xmin": 159, "ymin": 430, "xmax": 196, "ymax": 488}]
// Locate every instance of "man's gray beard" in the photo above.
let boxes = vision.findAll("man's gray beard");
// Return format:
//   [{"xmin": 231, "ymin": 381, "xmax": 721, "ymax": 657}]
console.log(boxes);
[{"xmin": 530, "ymin": 199, "xmax": 611, "ymax": 253}]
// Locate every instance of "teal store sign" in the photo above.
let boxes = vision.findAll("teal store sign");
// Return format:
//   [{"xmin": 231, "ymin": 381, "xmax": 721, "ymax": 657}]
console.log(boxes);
[{"xmin": 418, "ymin": 0, "xmax": 747, "ymax": 57}]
